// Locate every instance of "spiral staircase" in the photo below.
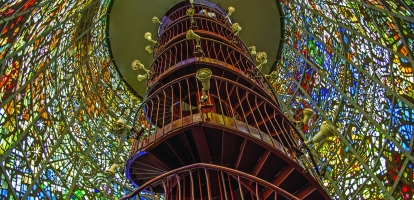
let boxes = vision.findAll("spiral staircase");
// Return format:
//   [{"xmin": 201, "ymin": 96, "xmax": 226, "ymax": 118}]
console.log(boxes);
[{"xmin": 122, "ymin": 1, "xmax": 330, "ymax": 199}]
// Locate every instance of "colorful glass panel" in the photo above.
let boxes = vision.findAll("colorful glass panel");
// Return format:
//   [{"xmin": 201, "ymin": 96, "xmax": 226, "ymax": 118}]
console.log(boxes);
[
  {"xmin": 1, "ymin": 0, "xmax": 414, "ymax": 199},
  {"xmin": 273, "ymin": 0, "xmax": 414, "ymax": 199},
  {"xmin": 0, "ymin": 0, "xmax": 139, "ymax": 199}
]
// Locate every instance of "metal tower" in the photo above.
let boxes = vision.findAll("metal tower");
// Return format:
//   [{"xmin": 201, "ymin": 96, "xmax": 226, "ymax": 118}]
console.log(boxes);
[{"xmin": 123, "ymin": 1, "xmax": 330, "ymax": 199}]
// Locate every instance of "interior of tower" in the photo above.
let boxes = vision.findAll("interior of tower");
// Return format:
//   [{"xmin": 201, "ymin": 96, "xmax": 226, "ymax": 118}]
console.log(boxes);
[{"xmin": 0, "ymin": 0, "xmax": 413, "ymax": 199}]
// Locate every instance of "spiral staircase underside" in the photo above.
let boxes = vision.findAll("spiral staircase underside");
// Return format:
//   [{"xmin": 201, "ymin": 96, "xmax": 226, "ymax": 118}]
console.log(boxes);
[
  {"xmin": 124, "ymin": 1, "xmax": 329, "ymax": 199},
  {"xmin": 127, "ymin": 116, "xmax": 329, "ymax": 199}
]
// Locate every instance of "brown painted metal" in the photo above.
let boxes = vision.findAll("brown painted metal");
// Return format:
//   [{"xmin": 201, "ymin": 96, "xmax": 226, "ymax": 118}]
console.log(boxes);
[
  {"xmin": 205, "ymin": 168, "xmax": 212, "ymax": 200},
  {"xmin": 217, "ymin": 171, "xmax": 224, "ymax": 199},
  {"xmin": 125, "ymin": 1, "xmax": 330, "ymax": 199},
  {"xmin": 295, "ymin": 184, "xmax": 317, "ymax": 199},
  {"xmin": 147, "ymin": 39, "xmax": 270, "ymax": 98},
  {"xmin": 157, "ymin": 17, "xmax": 247, "ymax": 51},
  {"xmin": 190, "ymin": 125, "xmax": 212, "ymax": 162},
  {"xmin": 197, "ymin": 169, "xmax": 203, "ymax": 199},
  {"xmin": 136, "ymin": 74, "xmax": 289, "ymax": 133},
  {"xmin": 234, "ymin": 175, "xmax": 260, "ymax": 197},
  {"xmin": 251, "ymin": 150, "xmax": 271, "ymax": 177},
  {"xmin": 189, "ymin": 169, "xmax": 195, "ymax": 200},
  {"xmin": 142, "ymin": 152, "xmax": 171, "ymax": 171},
  {"xmin": 160, "ymin": 4, "xmax": 228, "ymax": 31},
  {"xmin": 121, "ymin": 163, "xmax": 300, "ymax": 200},
  {"xmin": 263, "ymin": 165, "xmax": 295, "ymax": 198},
  {"xmin": 234, "ymin": 139, "xmax": 247, "ymax": 170},
  {"xmin": 238, "ymin": 176, "xmax": 245, "ymax": 200},
  {"xmin": 165, "ymin": 140, "xmax": 186, "ymax": 166}
]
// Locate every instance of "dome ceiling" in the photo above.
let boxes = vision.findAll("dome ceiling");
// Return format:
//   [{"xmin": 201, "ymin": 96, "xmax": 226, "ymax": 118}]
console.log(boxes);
[{"xmin": 108, "ymin": 0, "xmax": 282, "ymax": 97}]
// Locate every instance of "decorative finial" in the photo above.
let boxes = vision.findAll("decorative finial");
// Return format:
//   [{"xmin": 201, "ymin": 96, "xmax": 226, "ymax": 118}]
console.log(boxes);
[
  {"xmin": 137, "ymin": 74, "xmax": 147, "ymax": 81},
  {"xmin": 196, "ymin": 68, "xmax": 212, "ymax": 102},
  {"xmin": 256, "ymin": 52, "xmax": 267, "ymax": 70},
  {"xmin": 231, "ymin": 23, "xmax": 242, "ymax": 36},
  {"xmin": 152, "ymin": 16, "xmax": 162, "ymax": 25},
  {"xmin": 131, "ymin": 96, "xmax": 138, "ymax": 107},
  {"xmin": 304, "ymin": 121, "xmax": 337, "ymax": 145},
  {"xmin": 248, "ymin": 46, "xmax": 256, "ymax": 55},
  {"xmin": 226, "ymin": 6, "xmax": 235, "ymax": 18},
  {"xmin": 144, "ymin": 32, "xmax": 157, "ymax": 44},
  {"xmin": 186, "ymin": 30, "xmax": 203, "ymax": 54},
  {"xmin": 111, "ymin": 119, "xmax": 132, "ymax": 136},
  {"xmin": 186, "ymin": 7, "xmax": 195, "ymax": 24},
  {"xmin": 131, "ymin": 60, "xmax": 149, "ymax": 73},
  {"xmin": 302, "ymin": 108, "xmax": 314, "ymax": 124},
  {"xmin": 145, "ymin": 45, "xmax": 153, "ymax": 53}
]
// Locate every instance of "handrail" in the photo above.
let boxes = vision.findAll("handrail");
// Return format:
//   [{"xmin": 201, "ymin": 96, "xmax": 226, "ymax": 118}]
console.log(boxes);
[
  {"xmin": 148, "ymin": 58, "xmax": 275, "ymax": 100},
  {"xmin": 149, "ymin": 37, "xmax": 251, "ymax": 73},
  {"xmin": 120, "ymin": 163, "xmax": 300, "ymax": 200},
  {"xmin": 155, "ymin": 16, "xmax": 247, "ymax": 53},
  {"xmin": 147, "ymin": 38, "xmax": 269, "ymax": 95},
  {"xmin": 130, "ymin": 74, "xmax": 299, "ymax": 161},
  {"xmin": 158, "ymin": 4, "xmax": 229, "ymax": 34},
  {"xmin": 130, "ymin": 73, "xmax": 324, "ymax": 183},
  {"xmin": 141, "ymin": 74, "xmax": 283, "ymax": 119}
]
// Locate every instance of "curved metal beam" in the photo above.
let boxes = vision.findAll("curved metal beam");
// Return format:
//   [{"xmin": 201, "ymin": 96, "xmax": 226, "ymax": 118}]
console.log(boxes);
[{"xmin": 119, "ymin": 163, "xmax": 300, "ymax": 200}]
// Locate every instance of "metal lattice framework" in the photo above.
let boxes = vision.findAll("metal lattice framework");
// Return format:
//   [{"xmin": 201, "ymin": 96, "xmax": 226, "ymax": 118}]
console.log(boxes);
[
  {"xmin": 271, "ymin": 0, "xmax": 414, "ymax": 199},
  {"xmin": 0, "ymin": 0, "xmax": 137, "ymax": 199}
]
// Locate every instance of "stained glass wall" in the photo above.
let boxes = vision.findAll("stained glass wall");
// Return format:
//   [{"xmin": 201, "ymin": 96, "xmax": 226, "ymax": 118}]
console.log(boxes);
[
  {"xmin": 271, "ymin": 0, "xmax": 414, "ymax": 199},
  {"xmin": 1, "ymin": 0, "xmax": 414, "ymax": 199},
  {"xmin": 0, "ymin": 0, "xmax": 138, "ymax": 199}
]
